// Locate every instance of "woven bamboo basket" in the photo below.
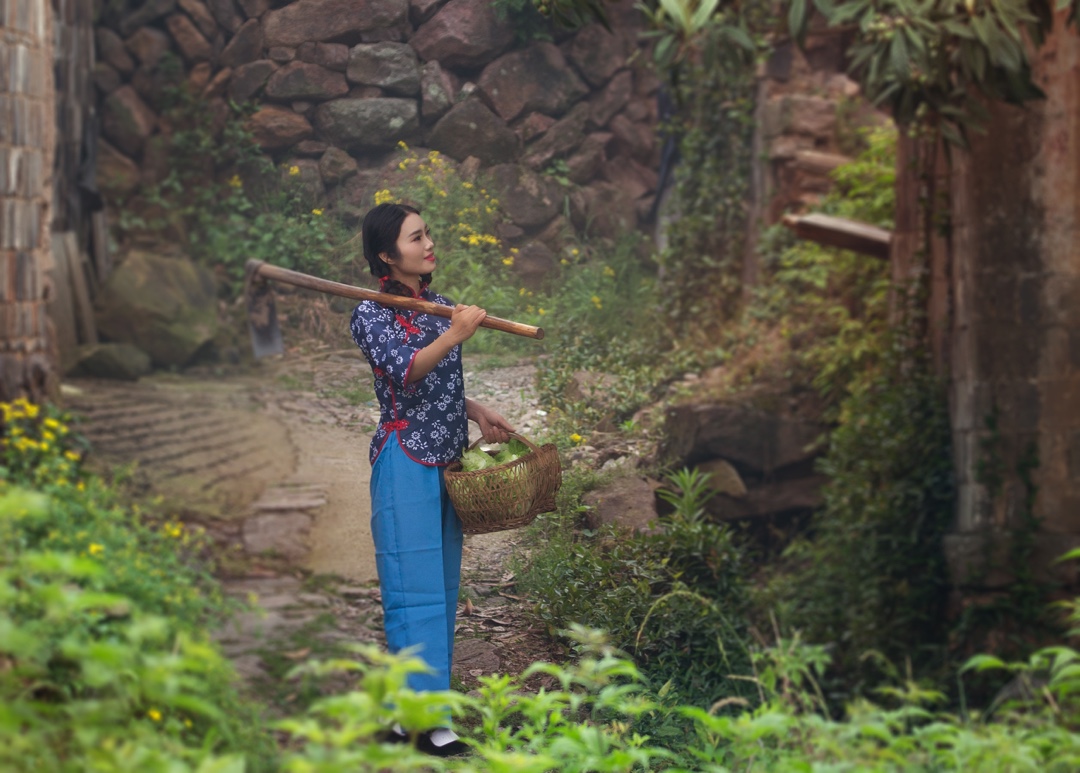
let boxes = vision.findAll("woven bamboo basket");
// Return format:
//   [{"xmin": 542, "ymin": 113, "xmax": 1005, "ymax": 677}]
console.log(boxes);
[{"xmin": 445, "ymin": 433, "xmax": 562, "ymax": 534}]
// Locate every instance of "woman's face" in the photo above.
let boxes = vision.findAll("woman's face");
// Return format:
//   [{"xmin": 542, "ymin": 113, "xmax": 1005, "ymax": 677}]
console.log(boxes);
[{"xmin": 383, "ymin": 212, "xmax": 435, "ymax": 286}]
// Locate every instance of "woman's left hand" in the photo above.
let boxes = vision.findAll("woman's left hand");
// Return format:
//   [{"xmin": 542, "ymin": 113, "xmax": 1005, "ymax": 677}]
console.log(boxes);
[{"xmin": 470, "ymin": 402, "xmax": 515, "ymax": 444}]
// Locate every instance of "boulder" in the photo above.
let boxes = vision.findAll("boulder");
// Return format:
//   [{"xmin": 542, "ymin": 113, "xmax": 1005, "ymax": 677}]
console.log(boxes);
[
  {"xmin": 517, "ymin": 112, "xmax": 555, "ymax": 144},
  {"xmin": 295, "ymin": 139, "xmax": 329, "ymax": 155},
  {"xmin": 484, "ymin": 164, "xmax": 561, "ymax": 228},
  {"xmin": 94, "ymin": 251, "xmax": 219, "ymax": 368},
  {"xmin": 695, "ymin": 458, "xmax": 747, "ymax": 498},
  {"xmin": 246, "ymin": 105, "xmax": 313, "ymax": 149},
  {"xmin": 477, "ymin": 42, "xmax": 589, "ymax": 123},
  {"xmin": 708, "ymin": 475, "xmax": 827, "ymax": 520},
  {"xmin": 207, "ymin": 0, "xmax": 243, "ymax": 33},
  {"xmin": 599, "ymin": 157, "xmax": 657, "ymax": 201},
  {"xmin": 565, "ymin": 132, "xmax": 610, "ymax": 185},
  {"xmin": 102, "ymin": 86, "xmax": 157, "ymax": 156},
  {"xmin": 96, "ymin": 139, "xmax": 141, "ymax": 197},
  {"xmin": 314, "ymin": 98, "xmax": 418, "ymax": 150},
  {"xmin": 582, "ymin": 475, "xmax": 660, "ymax": 533},
  {"xmin": 787, "ymin": 95, "xmax": 837, "ymax": 137},
  {"xmin": 166, "ymin": 13, "xmax": 212, "ymax": 62},
  {"xmin": 299, "ymin": 42, "xmax": 349, "ymax": 72},
  {"xmin": 125, "ymin": 27, "xmax": 171, "ymax": 68},
  {"xmin": 562, "ymin": 23, "xmax": 624, "ymax": 88},
  {"xmin": 522, "ymin": 101, "xmax": 590, "ymax": 169},
  {"xmin": 661, "ymin": 402, "xmax": 825, "ymax": 475},
  {"xmin": 609, "ymin": 112, "xmax": 656, "ymax": 164},
  {"xmin": 513, "ymin": 242, "xmax": 556, "ymax": 286},
  {"xmin": 262, "ymin": 0, "xmax": 408, "ymax": 48},
  {"xmin": 71, "ymin": 343, "xmax": 153, "ymax": 381},
  {"xmin": 219, "ymin": 18, "xmax": 265, "ymax": 69},
  {"xmin": 96, "ymin": 28, "xmax": 135, "ymax": 76},
  {"xmin": 346, "ymin": 42, "xmax": 420, "ymax": 97},
  {"xmin": 269, "ymin": 46, "xmax": 295, "ymax": 63},
  {"xmin": 410, "ymin": 0, "xmax": 514, "ymax": 69},
  {"xmin": 575, "ymin": 181, "xmax": 636, "ymax": 239},
  {"xmin": 427, "ymin": 99, "xmax": 517, "ymax": 165},
  {"xmin": 203, "ymin": 67, "xmax": 232, "ymax": 99},
  {"xmin": 178, "ymin": 0, "xmax": 219, "ymax": 38},
  {"xmin": 265, "ymin": 61, "xmax": 348, "ymax": 100},
  {"xmin": 119, "ymin": 0, "xmax": 176, "ymax": 36},
  {"xmin": 419, "ymin": 60, "xmax": 454, "ymax": 121},
  {"xmin": 140, "ymin": 134, "xmax": 172, "ymax": 187},
  {"xmin": 131, "ymin": 64, "xmax": 172, "ymax": 110},
  {"xmin": 229, "ymin": 60, "xmax": 277, "ymax": 102},
  {"xmin": 92, "ymin": 62, "xmax": 122, "ymax": 95},
  {"xmin": 318, "ymin": 146, "xmax": 358, "ymax": 185},
  {"xmin": 589, "ymin": 69, "xmax": 632, "ymax": 128}
]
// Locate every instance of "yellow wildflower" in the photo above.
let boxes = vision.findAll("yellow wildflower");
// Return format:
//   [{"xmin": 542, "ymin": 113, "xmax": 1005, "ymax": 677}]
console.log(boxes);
[
  {"xmin": 88, "ymin": 543, "xmax": 104, "ymax": 556},
  {"xmin": 571, "ymin": 248, "xmax": 580, "ymax": 257},
  {"xmin": 397, "ymin": 140, "xmax": 409, "ymax": 150},
  {"xmin": 510, "ymin": 248, "xmax": 519, "ymax": 254},
  {"xmin": 43, "ymin": 417, "xmax": 61, "ymax": 430},
  {"xmin": 148, "ymin": 709, "xmax": 162, "ymax": 722},
  {"xmin": 228, "ymin": 174, "xmax": 243, "ymax": 188},
  {"xmin": 603, "ymin": 266, "xmax": 616, "ymax": 278},
  {"xmin": 519, "ymin": 287, "xmax": 527, "ymax": 296},
  {"xmin": 570, "ymin": 433, "xmax": 584, "ymax": 444},
  {"xmin": 438, "ymin": 189, "xmax": 447, "ymax": 197},
  {"xmin": 463, "ymin": 182, "xmax": 474, "ymax": 189},
  {"xmin": 311, "ymin": 208, "xmax": 323, "ymax": 216},
  {"xmin": 538, "ymin": 308, "xmax": 546, "ymax": 315},
  {"xmin": 42, "ymin": 431, "xmax": 55, "ymax": 442},
  {"xmin": 502, "ymin": 257, "xmax": 514, "ymax": 266},
  {"xmin": 288, "ymin": 165, "xmax": 300, "ymax": 176},
  {"xmin": 561, "ymin": 258, "xmax": 569, "ymax": 265},
  {"xmin": 591, "ymin": 295, "xmax": 603, "ymax": 309},
  {"xmin": 374, "ymin": 189, "xmax": 395, "ymax": 205}
]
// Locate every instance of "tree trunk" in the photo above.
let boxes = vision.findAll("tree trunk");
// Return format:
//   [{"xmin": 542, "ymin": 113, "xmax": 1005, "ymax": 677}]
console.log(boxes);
[{"xmin": 1, "ymin": 0, "xmax": 57, "ymax": 402}]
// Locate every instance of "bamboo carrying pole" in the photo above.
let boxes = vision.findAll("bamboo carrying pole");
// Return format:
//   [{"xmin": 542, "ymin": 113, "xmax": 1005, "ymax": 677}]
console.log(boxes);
[{"xmin": 245, "ymin": 259, "xmax": 545, "ymax": 340}]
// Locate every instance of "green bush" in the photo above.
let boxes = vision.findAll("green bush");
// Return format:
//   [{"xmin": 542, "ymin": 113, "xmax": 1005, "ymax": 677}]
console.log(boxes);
[
  {"xmin": 0, "ymin": 400, "xmax": 277, "ymax": 771},
  {"xmin": 516, "ymin": 468, "xmax": 757, "ymax": 733},
  {"xmin": 759, "ymin": 349, "xmax": 955, "ymax": 698}
]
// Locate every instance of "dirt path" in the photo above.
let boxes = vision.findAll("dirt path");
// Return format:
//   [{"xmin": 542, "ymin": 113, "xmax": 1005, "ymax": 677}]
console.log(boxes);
[{"xmin": 65, "ymin": 346, "xmax": 561, "ymax": 705}]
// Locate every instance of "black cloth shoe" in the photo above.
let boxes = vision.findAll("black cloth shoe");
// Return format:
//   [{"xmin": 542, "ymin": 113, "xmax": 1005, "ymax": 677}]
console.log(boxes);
[
  {"xmin": 375, "ymin": 725, "xmax": 409, "ymax": 744},
  {"xmin": 415, "ymin": 729, "xmax": 469, "ymax": 757}
]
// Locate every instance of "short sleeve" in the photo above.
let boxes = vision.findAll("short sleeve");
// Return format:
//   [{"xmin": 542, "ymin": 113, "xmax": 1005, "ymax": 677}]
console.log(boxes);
[{"xmin": 350, "ymin": 302, "xmax": 422, "ymax": 391}]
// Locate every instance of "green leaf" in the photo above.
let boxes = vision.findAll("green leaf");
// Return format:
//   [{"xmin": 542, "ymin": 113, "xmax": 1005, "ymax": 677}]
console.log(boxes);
[{"xmin": 788, "ymin": 0, "xmax": 808, "ymax": 42}]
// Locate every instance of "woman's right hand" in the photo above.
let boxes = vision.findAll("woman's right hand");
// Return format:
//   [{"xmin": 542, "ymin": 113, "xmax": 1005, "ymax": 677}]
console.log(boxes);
[{"xmin": 449, "ymin": 304, "xmax": 486, "ymax": 344}]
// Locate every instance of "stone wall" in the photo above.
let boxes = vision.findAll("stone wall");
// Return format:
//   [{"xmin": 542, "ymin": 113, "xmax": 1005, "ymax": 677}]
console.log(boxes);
[
  {"xmin": 92, "ymin": 0, "xmax": 662, "ymax": 263},
  {"xmin": 0, "ymin": 0, "xmax": 56, "ymax": 401},
  {"xmin": 938, "ymin": 13, "xmax": 1080, "ymax": 594}
]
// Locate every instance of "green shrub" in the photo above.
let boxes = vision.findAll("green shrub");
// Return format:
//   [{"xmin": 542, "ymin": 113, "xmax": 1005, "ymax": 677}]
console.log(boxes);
[
  {"xmin": 516, "ymin": 468, "xmax": 756, "ymax": 733},
  {"xmin": 759, "ymin": 348, "xmax": 955, "ymax": 698},
  {"xmin": 0, "ymin": 401, "xmax": 277, "ymax": 771}
]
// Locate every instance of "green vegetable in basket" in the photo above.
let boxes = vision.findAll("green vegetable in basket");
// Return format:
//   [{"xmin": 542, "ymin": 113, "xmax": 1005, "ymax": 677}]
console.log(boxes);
[
  {"xmin": 506, "ymin": 438, "xmax": 530, "ymax": 457},
  {"xmin": 461, "ymin": 448, "xmax": 496, "ymax": 471}
]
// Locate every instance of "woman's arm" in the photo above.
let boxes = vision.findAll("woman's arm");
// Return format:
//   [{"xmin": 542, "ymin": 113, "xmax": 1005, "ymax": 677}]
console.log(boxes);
[
  {"xmin": 466, "ymin": 399, "xmax": 515, "ymax": 444},
  {"xmin": 406, "ymin": 304, "xmax": 486, "ymax": 384}
]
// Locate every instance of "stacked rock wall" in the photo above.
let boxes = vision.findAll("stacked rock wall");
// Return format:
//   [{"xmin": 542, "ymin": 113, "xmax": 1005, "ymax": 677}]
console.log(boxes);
[{"xmin": 93, "ymin": 0, "xmax": 662, "ymax": 260}]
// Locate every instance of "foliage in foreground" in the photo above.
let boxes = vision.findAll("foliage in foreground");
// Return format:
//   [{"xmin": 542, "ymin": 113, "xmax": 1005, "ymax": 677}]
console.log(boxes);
[
  {"xmin": 5, "ymin": 399, "xmax": 1080, "ymax": 770},
  {"xmin": 0, "ymin": 399, "xmax": 276, "ymax": 772},
  {"xmin": 516, "ymin": 467, "xmax": 758, "ymax": 737}
]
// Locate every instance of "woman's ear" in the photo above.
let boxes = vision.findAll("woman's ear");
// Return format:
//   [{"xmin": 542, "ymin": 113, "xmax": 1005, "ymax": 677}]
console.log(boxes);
[{"xmin": 378, "ymin": 251, "xmax": 393, "ymax": 265}]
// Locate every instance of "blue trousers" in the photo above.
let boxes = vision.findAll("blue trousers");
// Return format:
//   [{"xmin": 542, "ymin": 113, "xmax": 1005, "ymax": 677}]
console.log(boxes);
[{"xmin": 370, "ymin": 440, "xmax": 463, "ymax": 694}]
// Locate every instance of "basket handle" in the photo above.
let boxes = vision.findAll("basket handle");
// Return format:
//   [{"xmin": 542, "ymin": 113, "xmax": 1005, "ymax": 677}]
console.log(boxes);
[{"xmin": 465, "ymin": 432, "xmax": 539, "ymax": 453}]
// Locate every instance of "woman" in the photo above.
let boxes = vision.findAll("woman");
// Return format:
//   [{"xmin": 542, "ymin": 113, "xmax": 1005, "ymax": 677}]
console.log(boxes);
[{"xmin": 350, "ymin": 203, "xmax": 515, "ymax": 755}]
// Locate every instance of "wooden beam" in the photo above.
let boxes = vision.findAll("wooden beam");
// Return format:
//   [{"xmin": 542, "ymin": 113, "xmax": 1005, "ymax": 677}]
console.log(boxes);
[{"xmin": 781, "ymin": 213, "xmax": 893, "ymax": 259}]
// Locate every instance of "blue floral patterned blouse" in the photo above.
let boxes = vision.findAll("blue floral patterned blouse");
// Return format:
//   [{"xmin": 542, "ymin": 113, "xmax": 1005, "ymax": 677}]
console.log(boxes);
[{"xmin": 350, "ymin": 288, "xmax": 468, "ymax": 467}]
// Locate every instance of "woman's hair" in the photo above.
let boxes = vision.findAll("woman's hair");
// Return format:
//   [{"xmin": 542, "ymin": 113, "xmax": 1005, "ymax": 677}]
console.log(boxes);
[{"xmin": 361, "ymin": 202, "xmax": 431, "ymax": 295}]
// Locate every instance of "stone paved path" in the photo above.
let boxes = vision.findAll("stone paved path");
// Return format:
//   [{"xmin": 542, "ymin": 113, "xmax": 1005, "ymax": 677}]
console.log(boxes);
[{"xmin": 65, "ymin": 345, "xmax": 561, "ymax": 705}]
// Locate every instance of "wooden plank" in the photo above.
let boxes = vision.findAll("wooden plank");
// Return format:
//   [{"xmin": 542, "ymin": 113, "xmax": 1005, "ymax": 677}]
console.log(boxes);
[
  {"xmin": 60, "ymin": 231, "xmax": 97, "ymax": 345},
  {"xmin": 47, "ymin": 234, "xmax": 79, "ymax": 365},
  {"xmin": 781, "ymin": 213, "xmax": 893, "ymax": 259}
]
